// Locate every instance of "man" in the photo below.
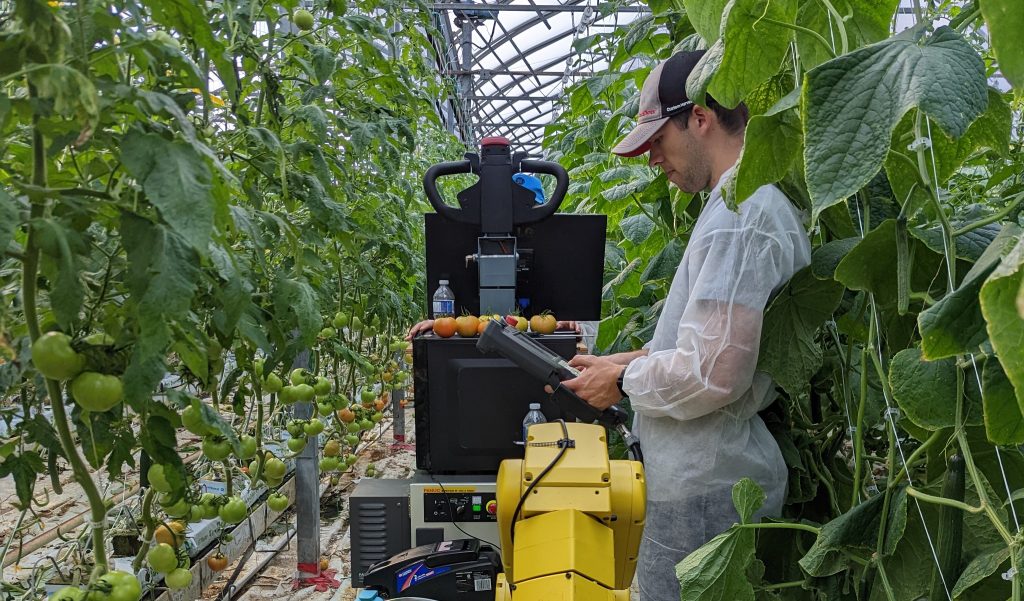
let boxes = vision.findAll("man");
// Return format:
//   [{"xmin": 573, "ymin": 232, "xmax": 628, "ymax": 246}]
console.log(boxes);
[{"xmin": 563, "ymin": 50, "xmax": 811, "ymax": 599}]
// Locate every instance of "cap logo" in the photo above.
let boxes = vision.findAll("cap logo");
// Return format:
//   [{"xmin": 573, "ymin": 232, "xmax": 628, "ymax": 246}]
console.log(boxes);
[
  {"xmin": 638, "ymin": 109, "xmax": 658, "ymax": 118},
  {"xmin": 665, "ymin": 100, "xmax": 693, "ymax": 114}
]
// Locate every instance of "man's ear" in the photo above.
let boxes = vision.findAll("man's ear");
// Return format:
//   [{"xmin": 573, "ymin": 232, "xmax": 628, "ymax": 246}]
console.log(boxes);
[{"xmin": 691, "ymin": 104, "xmax": 713, "ymax": 134}]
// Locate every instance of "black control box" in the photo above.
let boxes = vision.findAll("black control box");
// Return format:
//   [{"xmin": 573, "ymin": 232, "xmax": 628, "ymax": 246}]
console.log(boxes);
[{"xmin": 413, "ymin": 332, "xmax": 577, "ymax": 474}]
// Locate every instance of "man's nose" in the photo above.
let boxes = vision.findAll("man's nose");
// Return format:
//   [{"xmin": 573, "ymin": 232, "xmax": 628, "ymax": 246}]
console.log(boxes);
[{"xmin": 647, "ymin": 152, "xmax": 660, "ymax": 169}]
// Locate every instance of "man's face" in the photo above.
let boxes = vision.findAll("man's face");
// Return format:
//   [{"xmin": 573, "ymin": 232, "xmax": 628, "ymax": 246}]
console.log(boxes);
[{"xmin": 646, "ymin": 113, "xmax": 711, "ymax": 194}]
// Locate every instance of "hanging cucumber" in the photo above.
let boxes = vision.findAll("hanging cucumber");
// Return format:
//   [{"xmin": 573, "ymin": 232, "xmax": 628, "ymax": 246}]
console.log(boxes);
[
  {"xmin": 929, "ymin": 454, "xmax": 965, "ymax": 600},
  {"xmin": 895, "ymin": 216, "xmax": 911, "ymax": 316}
]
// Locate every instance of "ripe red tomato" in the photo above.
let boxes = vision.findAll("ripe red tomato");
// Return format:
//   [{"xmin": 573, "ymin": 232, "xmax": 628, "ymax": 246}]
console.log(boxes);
[{"xmin": 432, "ymin": 317, "xmax": 457, "ymax": 338}]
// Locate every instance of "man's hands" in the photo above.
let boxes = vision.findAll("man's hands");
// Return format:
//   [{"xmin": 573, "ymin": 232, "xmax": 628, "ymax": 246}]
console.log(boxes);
[
  {"xmin": 405, "ymin": 319, "xmax": 434, "ymax": 341},
  {"xmin": 547, "ymin": 354, "xmax": 625, "ymax": 411}
]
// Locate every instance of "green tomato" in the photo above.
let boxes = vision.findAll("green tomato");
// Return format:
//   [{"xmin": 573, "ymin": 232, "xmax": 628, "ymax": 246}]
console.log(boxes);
[
  {"xmin": 188, "ymin": 504, "xmax": 204, "ymax": 523},
  {"xmin": 31, "ymin": 332, "xmax": 84, "ymax": 381},
  {"xmin": 164, "ymin": 567, "xmax": 192, "ymax": 590},
  {"xmin": 346, "ymin": 422, "xmax": 361, "ymax": 434},
  {"xmin": 263, "ymin": 373, "xmax": 283, "ymax": 393},
  {"xmin": 70, "ymin": 372, "xmax": 123, "ymax": 412},
  {"xmin": 333, "ymin": 394, "xmax": 350, "ymax": 409},
  {"xmin": 313, "ymin": 376, "xmax": 332, "ymax": 396},
  {"xmin": 360, "ymin": 389, "xmax": 376, "ymax": 404},
  {"xmin": 160, "ymin": 495, "xmax": 191, "ymax": 519},
  {"xmin": 293, "ymin": 8, "xmax": 314, "ymax": 30},
  {"xmin": 332, "ymin": 312, "xmax": 349, "ymax": 328},
  {"xmin": 147, "ymin": 464, "xmax": 173, "ymax": 493},
  {"xmin": 304, "ymin": 418, "xmax": 324, "ymax": 436},
  {"xmin": 344, "ymin": 433, "xmax": 359, "ymax": 446},
  {"xmin": 287, "ymin": 437, "xmax": 307, "ymax": 453},
  {"xmin": 266, "ymin": 476, "xmax": 283, "ymax": 488},
  {"xmin": 292, "ymin": 383, "xmax": 315, "ymax": 402},
  {"xmin": 318, "ymin": 327, "xmax": 336, "ymax": 339},
  {"xmin": 345, "ymin": 453, "xmax": 358, "ymax": 466},
  {"xmin": 268, "ymin": 493, "xmax": 289, "ymax": 512},
  {"xmin": 319, "ymin": 457, "xmax": 339, "ymax": 471},
  {"xmin": 147, "ymin": 542, "xmax": 178, "ymax": 573},
  {"xmin": 350, "ymin": 315, "xmax": 362, "ymax": 331},
  {"xmin": 96, "ymin": 571, "xmax": 141, "ymax": 601},
  {"xmin": 279, "ymin": 385, "xmax": 297, "ymax": 404},
  {"xmin": 236, "ymin": 435, "xmax": 258, "ymax": 460},
  {"xmin": 286, "ymin": 420, "xmax": 306, "ymax": 438},
  {"xmin": 370, "ymin": 411, "xmax": 383, "ymax": 424},
  {"xmin": 202, "ymin": 436, "xmax": 231, "ymax": 461},
  {"xmin": 50, "ymin": 586, "xmax": 85, "ymax": 601},
  {"xmin": 358, "ymin": 418, "xmax": 374, "ymax": 431},
  {"xmin": 253, "ymin": 359, "xmax": 264, "ymax": 378},
  {"xmin": 218, "ymin": 496, "xmax": 247, "ymax": 524},
  {"xmin": 264, "ymin": 457, "xmax": 287, "ymax": 480},
  {"xmin": 181, "ymin": 404, "xmax": 212, "ymax": 436},
  {"xmin": 316, "ymin": 401, "xmax": 334, "ymax": 417},
  {"xmin": 199, "ymin": 493, "xmax": 219, "ymax": 519},
  {"xmin": 289, "ymin": 368, "xmax": 307, "ymax": 386}
]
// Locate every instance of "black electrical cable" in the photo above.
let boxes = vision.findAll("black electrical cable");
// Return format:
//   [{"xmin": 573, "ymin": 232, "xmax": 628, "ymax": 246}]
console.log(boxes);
[
  {"xmin": 509, "ymin": 418, "xmax": 571, "ymax": 546},
  {"xmin": 430, "ymin": 476, "xmax": 503, "ymax": 559}
]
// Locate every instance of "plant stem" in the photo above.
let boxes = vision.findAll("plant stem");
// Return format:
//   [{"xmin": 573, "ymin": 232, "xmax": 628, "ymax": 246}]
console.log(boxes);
[
  {"xmin": 952, "ymin": 191, "xmax": 1024, "ymax": 237},
  {"xmin": 131, "ymin": 488, "xmax": 157, "ymax": 573},
  {"xmin": 762, "ymin": 580, "xmax": 807, "ymax": 591},
  {"xmin": 737, "ymin": 522, "xmax": 821, "ymax": 535},
  {"xmin": 906, "ymin": 486, "xmax": 983, "ymax": 513},
  {"xmin": 889, "ymin": 429, "xmax": 943, "ymax": 487},
  {"xmin": 759, "ymin": 17, "xmax": 836, "ymax": 58},
  {"xmin": 22, "ymin": 95, "xmax": 110, "ymax": 576}
]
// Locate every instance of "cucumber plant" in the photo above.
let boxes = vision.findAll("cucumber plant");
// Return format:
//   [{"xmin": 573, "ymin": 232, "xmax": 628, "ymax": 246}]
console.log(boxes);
[{"xmin": 548, "ymin": 0, "xmax": 1024, "ymax": 599}]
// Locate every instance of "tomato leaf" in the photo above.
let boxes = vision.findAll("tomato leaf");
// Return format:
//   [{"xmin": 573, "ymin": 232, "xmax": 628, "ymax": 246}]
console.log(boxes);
[
  {"xmin": 0, "ymin": 450, "xmax": 45, "ymax": 506},
  {"xmin": 0, "ymin": 188, "xmax": 17, "ymax": 255},
  {"xmin": 121, "ymin": 214, "xmax": 201, "ymax": 407},
  {"xmin": 120, "ymin": 130, "xmax": 214, "ymax": 253},
  {"xmin": 803, "ymin": 26, "xmax": 988, "ymax": 220}
]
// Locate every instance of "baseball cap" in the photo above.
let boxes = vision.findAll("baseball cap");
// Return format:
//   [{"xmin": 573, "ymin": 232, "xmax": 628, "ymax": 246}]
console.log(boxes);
[{"xmin": 611, "ymin": 50, "xmax": 707, "ymax": 157}]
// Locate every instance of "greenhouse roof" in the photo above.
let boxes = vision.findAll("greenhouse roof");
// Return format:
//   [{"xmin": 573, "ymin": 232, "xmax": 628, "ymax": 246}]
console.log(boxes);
[{"xmin": 427, "ymin": 1, "xmax": 649, "ymax": 157}]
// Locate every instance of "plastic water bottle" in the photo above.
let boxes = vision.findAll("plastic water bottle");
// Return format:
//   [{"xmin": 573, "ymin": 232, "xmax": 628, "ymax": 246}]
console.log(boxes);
[
  {"xmin": 432, "ymin": 279, "xmax": 455, "ymax": 319},
  {"xmin": 522, "ymin": 403, "xmax": 546, "ymax": 442}
]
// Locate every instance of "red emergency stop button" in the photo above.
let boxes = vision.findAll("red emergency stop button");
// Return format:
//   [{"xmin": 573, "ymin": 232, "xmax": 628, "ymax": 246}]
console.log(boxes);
[{"xmin": 486, "ymin": 500, "xmax": 498, "ymax": 515}]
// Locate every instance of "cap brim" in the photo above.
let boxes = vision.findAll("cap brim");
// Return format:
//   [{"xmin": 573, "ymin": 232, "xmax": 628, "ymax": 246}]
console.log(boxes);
[{"xmin": 611, "ymin": 117, "xmax": 668, "ymax": 157}]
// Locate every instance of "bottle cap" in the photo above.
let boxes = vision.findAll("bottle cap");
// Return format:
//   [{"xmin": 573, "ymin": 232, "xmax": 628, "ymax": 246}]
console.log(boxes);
[
  {"xmin": 439, "ymin": 279, "xmax": 449, "ymax": 285},
  {"xmin": 529, "ymin": 403, "xmax": 541, "ymax": 410}
]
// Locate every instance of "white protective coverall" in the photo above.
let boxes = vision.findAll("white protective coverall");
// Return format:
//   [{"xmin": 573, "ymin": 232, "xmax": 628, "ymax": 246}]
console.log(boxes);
[{"xmin": 621, "ymin": 170, "xmax": 811, "ymax": 600}]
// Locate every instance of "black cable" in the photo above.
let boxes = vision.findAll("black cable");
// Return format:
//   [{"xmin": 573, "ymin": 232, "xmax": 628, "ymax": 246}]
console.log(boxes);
[
  {"xmin": 430, "ymin": 476, "xmax": 503, "ymax": 558},
  {"xmin": 509, "ymin": 418, "xmax": 570, "ymax": 546}
]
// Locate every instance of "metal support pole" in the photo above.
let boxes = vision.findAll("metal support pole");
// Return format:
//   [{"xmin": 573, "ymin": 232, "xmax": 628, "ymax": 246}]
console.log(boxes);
[
  {"xmin": 391, "ymin": 350, "xmax": 406, "ymax": 443},
  {"xmin": 457, "ymin": 17, "xmax": 475, "ymax": 144},
  {"xmin": 291, "ymin": 349, "xmax": 320, "ymax": 579}
]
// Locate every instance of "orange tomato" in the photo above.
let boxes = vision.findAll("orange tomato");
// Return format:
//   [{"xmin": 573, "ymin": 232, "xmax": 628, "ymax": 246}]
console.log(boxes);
[
  {"xmin": 455, "ymin": 315, "xmax": 479, "ymax": 337},
  {"xmin": 336, "ymin": 407, "xmax": 356, "ymax": 423},
  {"xmin": 208, "ymin": 553, "xmax": 228, "ymax": 572},
  {"xmin": 432, "ymin": 317, "xmax": 457, "ymax": 338}
]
